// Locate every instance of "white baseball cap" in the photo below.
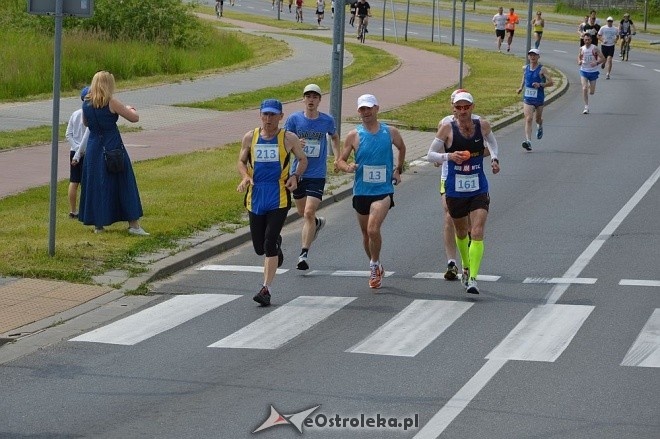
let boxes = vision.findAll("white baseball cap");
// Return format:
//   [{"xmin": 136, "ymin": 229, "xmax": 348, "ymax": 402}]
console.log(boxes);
[
  {"xmin": 303, "ymin": 83, "xmax": 322, "ymax": 95},
  {"xmin": 452, "ymin": 91, "xmax": 474, "ymax": 104},
  {"xmin": 528, "ymin": 48, "xmax": 540, "ymax": 55},
  {"xmin": 606, "ymin": 16, "xmax": 614, "ymax": 21},
  {"xmin": 450, "ymin": 88, "xmax": 469, "ymax": 103},
  {"xmin": 357, "ymin": 94, "xmax": 378, "ymax": 109}
]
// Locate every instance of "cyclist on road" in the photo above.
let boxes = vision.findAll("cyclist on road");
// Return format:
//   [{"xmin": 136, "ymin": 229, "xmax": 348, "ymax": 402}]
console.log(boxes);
[
  {"xmin": 618, "ymin": 13, "xmax": 637, "ymax": 58},
  {"xmin": 355, "ymin": 0, "xmax": 371, "ymax": 38}
]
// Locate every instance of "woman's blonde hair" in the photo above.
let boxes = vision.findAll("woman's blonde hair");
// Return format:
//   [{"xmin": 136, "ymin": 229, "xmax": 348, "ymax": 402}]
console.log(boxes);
[{"xmin": 89, "ymin": 71, "xmax": 115, "ymax": 108}]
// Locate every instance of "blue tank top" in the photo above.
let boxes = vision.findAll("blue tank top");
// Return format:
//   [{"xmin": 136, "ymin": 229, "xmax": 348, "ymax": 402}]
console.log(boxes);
[
  {"xmin": 445, "ymin": 120, "xmax": 489, "ymax": 198},
  {"xmin": 522, "ymin": 64, "xmax": 545, "ymax": 106},
  {"xmin": 353, "ymin": 123, "xmax": 395, "ymax": 196},
  {"xmin": 245, "ymin": 128, "xmax": 292, "ymax": 215},
  {"xmin": 284, "ymin": 111, "xmax": 337, "ymax": 179}
]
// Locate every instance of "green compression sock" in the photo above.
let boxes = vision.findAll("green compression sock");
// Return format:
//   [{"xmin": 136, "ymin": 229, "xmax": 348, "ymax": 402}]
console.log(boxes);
[
  {"xmin": 469, "ymin": 240, "xmax": 484, "ymax": 279},
  {"xmin": 455, "ymin": 235, "xmax": 470, "ymax": 270}
]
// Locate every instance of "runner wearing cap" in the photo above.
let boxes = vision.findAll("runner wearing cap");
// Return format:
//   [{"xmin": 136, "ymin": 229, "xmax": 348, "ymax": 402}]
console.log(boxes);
[
  {"xmin": 430, "ymin": 92, "xmax": 500, "ymax": 295},
  {"xmin": 517, "ymin": 48, "xmax": 553, "ymax": 151},
  {"xmin": 238, "ymin": 99, "xmax": 308, "ymax": 306},
  {"xmin": 284, "ymin": 84, "xmax": 340, "ymax": 271},
  {"xmin": 598, "ymin": 17, "xmax": 619, "ymax": 79},
  {"xmin": 427, "ymin": 89, "xmax": 499, "ymax": 281},
  {"xmin": 336, "ymin": 94, "xmax": 407, "ymax": 290}
]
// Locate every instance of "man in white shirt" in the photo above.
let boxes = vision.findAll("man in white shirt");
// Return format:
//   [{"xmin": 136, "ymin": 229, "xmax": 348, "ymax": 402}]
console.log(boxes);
[
  {"xmin": 598, "ymin": 17, "xmax": 619, "ymax": 79},
  {"xmin": 492, "ymin": 7, "xmax": 507, "ymax": 52}
]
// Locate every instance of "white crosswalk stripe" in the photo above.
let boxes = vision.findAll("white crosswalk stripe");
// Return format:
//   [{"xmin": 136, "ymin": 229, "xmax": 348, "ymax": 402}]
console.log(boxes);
[
  {"xmin": 70, "ymin": 294, "xmax": 240, "ymax": 345},
  {"xmin": 487, "ymin": 304, "xmax": 594, "ymax": 362},
  {"xmin": 621, "ymin": 308, "xmax": 660, "ymax": 368},
  {"xmin": 209, "ymin": 296, "xmax": 356, "ymax": 349},
  {"xmin": 348, "ymin": 300, "xmax": 473, "ymax": 357}
]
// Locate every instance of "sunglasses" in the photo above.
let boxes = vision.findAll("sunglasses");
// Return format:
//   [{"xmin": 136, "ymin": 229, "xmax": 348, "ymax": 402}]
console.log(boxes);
[{"xmin": 454, "ymin": 104, "xmax": 472, "ymax": 111}]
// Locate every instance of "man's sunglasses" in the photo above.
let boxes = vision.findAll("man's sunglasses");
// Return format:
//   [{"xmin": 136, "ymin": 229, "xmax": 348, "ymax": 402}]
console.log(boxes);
[{"xmin": 454, "ymin": 104, "xmax": 472, "ymax": 111}]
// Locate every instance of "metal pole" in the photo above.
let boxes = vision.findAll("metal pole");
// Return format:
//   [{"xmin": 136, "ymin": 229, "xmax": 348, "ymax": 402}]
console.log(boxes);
[
  {"xmin": 404, "ymin": 0, "xmax": 410, "ymax": 41},
  {"xmin": 330, "ymin": 0, "xmax": 346, "ymax": 139},
  {"xmin": 431, "ymin": 0, "xmax": 436, "ymax": 42},
  {"xmin": 526, "ymin": 0, "xmax": 534, "ymax": 56},
  {"xmin": 451, "ymin": 0, "xmax": 457, "ymax": 45},
  {"xmin": 48, "ymin": 0, "xmax": 64, "ymax": 256},
  {"xmin": 644, "ymin": 0, "xmax": 648, "ymax": 31},
  {"xmin": 459, "ymin": 0, "xmax": 466, "ymax": 87}
]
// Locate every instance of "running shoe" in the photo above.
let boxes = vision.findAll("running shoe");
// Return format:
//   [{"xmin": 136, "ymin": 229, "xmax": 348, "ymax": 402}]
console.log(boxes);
[
  {"xmin": 466, "ymin": 278, "xmax": 480, "ymax": 295},
  {"xmin": 601, "ymin": 62, "xmax": 605, "ymax": 69},
  {"xmin": 583, "ymin": 106, "xmax": 589, "ymax": 114},
  {"xmin": 606, "ymin": 73, "xmax": 610, "ymax": 79},
  {"xmin": 461, "ymin": 268, "xmax": 470, "ymax": 288},
  {"xmin": 253, "ymin": 285, "xmax": 271, "ymax": 306},
  {"xmin": 444, "ymin": 262, "xmax": 459, "ymax": 281},
  {"xmin": 536, "ymin": 126, "xmax": 543, "ymax": 139},
  {"xmin": 277, "ymin": 235, "xmax": 284, "ymax": 268},
  {"xmin": 314, "ymin": 217, "xmax": 326, "ymax": 240},
  {"xmin": 297, "ymin": 251, "xmax": 309, "ymax": 270},
  {"xmin": 369, "ymin": 263, "xmax": 384, "ymax": 289},
  {"xmin": 522, "ymin": 140, "xmax": 532, "ymax": 151}
]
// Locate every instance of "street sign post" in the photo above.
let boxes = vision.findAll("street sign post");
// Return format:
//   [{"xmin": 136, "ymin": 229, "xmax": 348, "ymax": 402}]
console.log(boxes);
[{"xmin": 28, "ymin": 0, "xmax": 94, "ymax": 17}]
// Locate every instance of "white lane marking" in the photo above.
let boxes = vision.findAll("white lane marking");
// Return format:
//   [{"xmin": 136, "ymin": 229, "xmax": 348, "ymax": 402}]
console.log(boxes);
[
  {"xmin": 348, "ymin": 300, "xmax": 473, "ymax": 357},
  {"xmin": 417, "ymin": 164, "xmax": 660, "ymax": 437},
  {"xmin": 209, "ymin": 296, "xmax": 355, "ymax": 349},
  {"xmin": 545, "ymin": 164, "xmax": 660, "ymax": 305},
  {"xmin": 70, "ymin": 294, "xmax": 240, "ymax": 345},
  {"xmin": 413, "ymin": 273, "xmax": 500, "ymax": 281},
  {"xmin": 621, "ymin": 309, "xmax": 660, "ymax": 368},
  {"xmin": 198, "ymin": 265, "xmax": 287, "ymax": 274},
  {"xmin": 553, "ymin": 49, "xmax": 568, "ymax": 53},
  {"xmin": 631, "ymin": 63, "xmax": 645, "ymax": 67},
  {"xmin": 654, "ymin": 69, "xmax": 660, "ymax": 73},
  {"xmin": 619, "ymin": 279, "xmax": 660, "ymax": 287},
  {"xmin": 523, "ymin": 277, "xmax": 597, "ymax": 284},
  {"xmin": 486, "ymin": 304, "xmax": 594, "ymax": 362},
  {"xmin": 413, "ymin": 359, "xmax": 507, "ymax": 439},
  {"xmin": 303, "ymin": 270, "xmax": 393, "ymax": 278}
]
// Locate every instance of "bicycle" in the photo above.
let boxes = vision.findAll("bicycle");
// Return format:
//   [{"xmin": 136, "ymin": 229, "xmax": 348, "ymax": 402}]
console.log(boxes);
[
  {"xmin": 357, "ymin": 16, "xmax": 367, "ymax": 43},
  {"xmin": 620, "ymin": 32, "xmax": 635, "ymax": 61}
]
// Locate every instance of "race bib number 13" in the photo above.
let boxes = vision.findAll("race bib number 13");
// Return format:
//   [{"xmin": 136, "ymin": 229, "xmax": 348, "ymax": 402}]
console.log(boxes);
[{"xmin": 363, "ymin": 165, "xmax": 387, "ymax": 184}]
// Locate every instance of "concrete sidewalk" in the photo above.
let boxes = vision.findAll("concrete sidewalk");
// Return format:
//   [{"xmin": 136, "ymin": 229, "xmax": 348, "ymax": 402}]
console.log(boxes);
[{"xmin": 0, "ymin": 16, "xmax": 567, "ymax": 349}]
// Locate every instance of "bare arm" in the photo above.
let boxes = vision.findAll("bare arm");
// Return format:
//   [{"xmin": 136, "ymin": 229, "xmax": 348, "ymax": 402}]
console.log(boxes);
[
  {"xmin": 236, "ymin": 131, "xmax": 254, "ymax": 192},
  {"xmin": 109, "ymin": 97, "xmax": 139, "ymax": 123},
  {"xmin": 284, "ymin": 131, "xmax": 307, "ymax": 191},
  {"xmin": 337, "ymin": 129, "xmax": 358, "ymax": 173},
  {"xmin": 480, "ymin": 119, "xmax": 500, "ymax": 174},
  {"xmin": 540, "ymin": 66, "xmax": 554, "ymax": 87},
  {"xmin": 329, "ymin": 132, "xmax": 340, "ymax": 172},
  {"xmin": 389, "ymin": 126, "xmax": 406, "ymax": 185}
]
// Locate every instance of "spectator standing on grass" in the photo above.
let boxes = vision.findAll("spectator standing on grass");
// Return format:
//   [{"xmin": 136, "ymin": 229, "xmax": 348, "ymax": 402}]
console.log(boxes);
[
  {"xmin": 65, "ymin": 86, "xmax": 90, "ymax": 220},
  {"xmin": 73, "ymin": 71, "xmax": 148, "ymax": 236}
]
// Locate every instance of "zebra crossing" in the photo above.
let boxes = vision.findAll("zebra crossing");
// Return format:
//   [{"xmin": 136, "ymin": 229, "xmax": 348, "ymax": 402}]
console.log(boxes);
[{"xmin": 69, "ymin": 291, "xmax": 660, "ymax": 368}]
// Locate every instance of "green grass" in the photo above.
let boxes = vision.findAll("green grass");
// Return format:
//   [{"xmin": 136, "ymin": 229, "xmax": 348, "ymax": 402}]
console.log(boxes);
[
  {"xmin": 183, "ymin": 36, "xmax": 399, "ymax": 111},
  {"xmin": 0, "ymin": 125, "xmax": 142, "ymax": 152},
  {"xmin": 0, "ymin": 145, "xmax": 246, "ymax": 283}
]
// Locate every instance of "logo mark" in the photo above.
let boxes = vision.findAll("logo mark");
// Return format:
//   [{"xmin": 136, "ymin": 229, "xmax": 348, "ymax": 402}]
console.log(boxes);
[{"xmin": 253, "ymin": 405, "xmax": 320, "ymax": 434}]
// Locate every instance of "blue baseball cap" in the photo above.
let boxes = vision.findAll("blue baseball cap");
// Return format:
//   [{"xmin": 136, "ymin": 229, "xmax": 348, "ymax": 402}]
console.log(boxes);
[
  {"xmin": 260, "ymin": 99, "xmax": 283, "ymax": 114},
  {"xmin": 80, "ymin": 86, "xmax": 90, "ymax": 101}
]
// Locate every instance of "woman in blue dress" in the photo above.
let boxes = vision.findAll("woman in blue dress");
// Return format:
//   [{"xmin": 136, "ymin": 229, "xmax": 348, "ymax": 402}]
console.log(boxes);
[{"xmin": 77, "ymin": 70, "xmax": 148, "ymax": 235}]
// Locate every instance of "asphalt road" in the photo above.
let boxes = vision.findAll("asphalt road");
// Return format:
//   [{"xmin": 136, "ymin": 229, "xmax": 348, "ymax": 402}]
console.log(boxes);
[{"xmin": 1, "ymin": 4, "xmax": 659, "ymax": 439}]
